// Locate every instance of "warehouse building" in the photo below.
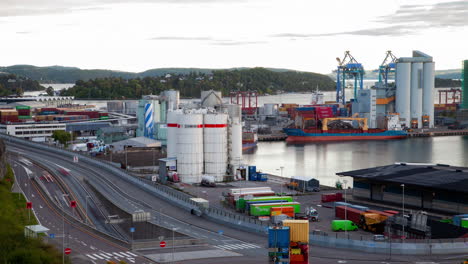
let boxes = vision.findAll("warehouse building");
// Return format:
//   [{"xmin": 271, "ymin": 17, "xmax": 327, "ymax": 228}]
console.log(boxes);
[{"xmin": 337, "ymin": 163, "xmax": 468, "ymax": 215}]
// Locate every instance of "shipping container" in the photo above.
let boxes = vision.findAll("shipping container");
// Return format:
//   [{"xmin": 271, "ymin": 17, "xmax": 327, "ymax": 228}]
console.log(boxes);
[
  {"xmin": 366, "ymin": 209, "xmax": 394, "ymax": 218},
  {"xmin": 271, "ymin": 206, "xmax": 295, "ymax": 217},
  {"xmin": 282, "ymin": 219, "xmax": 309, "ymax": 243},
  {"xmin": 268, "ymin": 226, "xmax": 290, "ymax": 248},
  {"xmin": 15, "ymin": 105, "xmax": 31, "ymax": 110},
  {"xmin": 461, "ymin": 218, "xmax": 468, "ymax": 228},
  {"xmin": 248, "ymin": 166, "xmax": 257, "ymax": 181},
  {"xmin": 348, "ymin": 205, "xmax": 369, "ymax": 212},
  {"xmin": 18, "ymin": 115, "xmax": 32, "ymax": 119},
  {"xmin": 244, "ymin": 199, "xmax": 290, "ymax": 212},
  {"xmin": 250, "ymin": 202, "xmax": 301, "ymax": 216},
  {"xmin": 321, "ymin": 193, "xmax": 343, "ymax": 203},
  {"xmin": 335, "ymin": 206, "xmax": 364, "ymax": 225},
  {"xmin": 453, "ymin": 214, "xmax": 468, "ymax": 226},
  {"xmin": 237, "ymin": 195, "xmax": 293, "ymax": 211}
]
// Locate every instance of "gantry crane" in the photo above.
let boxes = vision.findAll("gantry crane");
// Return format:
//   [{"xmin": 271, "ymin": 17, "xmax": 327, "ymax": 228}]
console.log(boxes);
[
  {"xmin": 336, "ymin": 51, "xmax": 365, "ymax": 104},
  {"xmin": 378, "ymin": 50, "xmax": 397, "ymax": 86}
]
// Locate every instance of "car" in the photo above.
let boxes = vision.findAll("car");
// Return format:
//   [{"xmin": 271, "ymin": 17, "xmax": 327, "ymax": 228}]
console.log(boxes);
[{"xmin": 373, "ymin": 235, "xmax": 387, "ymax": 241}]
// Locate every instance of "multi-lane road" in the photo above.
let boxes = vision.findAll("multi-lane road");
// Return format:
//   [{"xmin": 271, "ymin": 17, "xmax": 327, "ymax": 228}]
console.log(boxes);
[{"xmin": 7, "ymin": 141, "xmax": 468, "ymax": 264}]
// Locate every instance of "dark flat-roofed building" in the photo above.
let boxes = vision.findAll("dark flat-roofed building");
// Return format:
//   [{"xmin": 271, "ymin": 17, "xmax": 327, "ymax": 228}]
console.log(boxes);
[{"xmin": 337, "ymin": 163, "xmax": 468, "ymax": 215}]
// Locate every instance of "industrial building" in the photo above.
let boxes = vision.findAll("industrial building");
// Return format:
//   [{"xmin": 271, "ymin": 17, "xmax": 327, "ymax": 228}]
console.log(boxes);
[
  {"xmin": 337, "ymin": 163, "xmax": 468, "ymax": 215},
  {"xmin": 0, "ymin": 122, "xmax": 66, "ymax": 140}
]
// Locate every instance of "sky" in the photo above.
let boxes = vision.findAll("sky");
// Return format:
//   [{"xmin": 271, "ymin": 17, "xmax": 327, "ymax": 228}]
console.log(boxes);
[{"xmin": 2, "ymin": 0, "xmax": 468, "ymax": 74}]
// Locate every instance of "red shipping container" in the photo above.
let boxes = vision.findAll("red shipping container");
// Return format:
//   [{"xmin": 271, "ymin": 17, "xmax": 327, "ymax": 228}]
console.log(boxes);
[
  {"xmin": 321, "ymin": 194, "xmax": 336, "ymax": 203},
  {"xmin": 383, "ymin": 210, "xmax": 399, "ymax": 215},
  {"xmin": 335, "ymin": 206, "xmax": 363, "ymax": 224},
  {"xmin": 366, "ymin": 209, "xmax": 393, "ymax": 217},
  {"xmin": 335, "ymin": 193, "xmax": 343, "ymax": 201}
]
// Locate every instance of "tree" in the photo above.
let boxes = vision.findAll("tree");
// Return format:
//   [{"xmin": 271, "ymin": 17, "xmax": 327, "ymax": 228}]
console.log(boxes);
[
  {"xmin": 52, "ymin": 130, "xmax": 71, "ymax": 147},
  {"xmin": 45, "ymin": 86, "xmax": 54, "ymax": 96},
  {"xmin": 15, "ymin": 87, "xmax": 24, "ymax": 96}
]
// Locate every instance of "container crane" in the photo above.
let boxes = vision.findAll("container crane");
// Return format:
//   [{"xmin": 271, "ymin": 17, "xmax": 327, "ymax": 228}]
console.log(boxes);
[
  {"xmin": 378, "ymin": 50, "xmax": 397, "ymax": 86},
  {"xmin": 336, "ymin": 51, "xmax": 365, "ymax": 104}
]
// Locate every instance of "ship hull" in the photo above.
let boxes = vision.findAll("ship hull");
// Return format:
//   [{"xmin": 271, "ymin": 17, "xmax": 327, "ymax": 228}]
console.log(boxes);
[{"xmin": 284, "ymin": 128, "xmax": 407, "ymax": 142}]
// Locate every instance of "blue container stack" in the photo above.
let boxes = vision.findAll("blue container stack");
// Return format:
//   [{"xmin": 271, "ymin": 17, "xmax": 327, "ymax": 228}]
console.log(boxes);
[
  {"xmin": 248, "ymin": 166, "xmax": 257, "ymax": 181},
  {"xmin": 257, "ymin": 173, "xmax": 268, "ymax": 182},
  {"xmin": 268, "ymin": 226, "xmax": 290, "ymax": 263}
]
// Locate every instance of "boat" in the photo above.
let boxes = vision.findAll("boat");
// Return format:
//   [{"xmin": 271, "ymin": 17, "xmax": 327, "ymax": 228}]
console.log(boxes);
[
  {"xmin": 242, "ymin": 131, "xmax": 258, "ymax": 151},
  {"xmin": 311, "ymin": 86, "xmax": 324, "ymax": 105},
  {"xmin": 283, "ymin": 115, "xmax": 407, "ymax": 142}
]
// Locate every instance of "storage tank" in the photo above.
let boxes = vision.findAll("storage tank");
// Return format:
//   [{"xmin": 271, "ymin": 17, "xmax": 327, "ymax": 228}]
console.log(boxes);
[
  {"xmin": 264, "ymin": 103, "xmax": 277, "ymax": 116},
  {"xmin": 422, "ymin": 62, "xmax": 435, "ymax": 128},
  {"xmin": 177, "ymin": 112, "xmax": 204, "ymax": 183},
  {"xmin": 225, "ymin": 104, "xmax": 242, "ymax": 120},
  {"xmin": 396, "ymin": 62, "xmax": 411, "ymax": 128},
  {"xmin": 229, "ymin": 116, "xmax": 242, "ymax": 172},
  {"xmin": 410, "ymin": 62, "xmax": 423, "ymax": 128},
  {"xmin": 166, "ymin": 111, "xmax": 179, "ymax": 158},
  {"xmin": 201, "ymin": 90, "xmax": 223, "ymax": 108},
  {"xmin": 203, "ymin": 113, "xmax": 228, "ymax": 181},
  {"xmin": 163, "ymin": 90, "xmax": 180, "ymax": 111}
]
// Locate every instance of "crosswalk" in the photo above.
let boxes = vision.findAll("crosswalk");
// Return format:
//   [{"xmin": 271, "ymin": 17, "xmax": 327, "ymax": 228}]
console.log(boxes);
[
  {"xmin": 85, "ymin": 251, "xmax": 138, "ymax": 262},
  {"xmin": 214, "ymin": 243, "xmax": 261, "ymax": 251}
]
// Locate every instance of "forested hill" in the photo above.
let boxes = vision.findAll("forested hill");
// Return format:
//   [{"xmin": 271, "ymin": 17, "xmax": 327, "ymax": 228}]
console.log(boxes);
[
  {"xmin": 0, "ymin": 73, "xmax": 44, "ymax": 96},
  {"xmin": 60, "ymin": 68, "xmax": 336, "ymax": 99}
]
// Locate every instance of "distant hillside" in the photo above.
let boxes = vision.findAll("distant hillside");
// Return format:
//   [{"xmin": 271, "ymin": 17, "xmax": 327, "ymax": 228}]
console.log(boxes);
[
  {"xmin": 0, "ymin": 65, "xmax": 299, "ymax": 84},
  {"xmin": 328, "ymin": 69, "xmax": 463, "ymax": 80},
  {"xmin": 0, "ymin": 73, "xmax": 43, "ymax": 96},
  {"xmin": 60, "ymin": 67, "xmax": 336, "ymax": 99}
]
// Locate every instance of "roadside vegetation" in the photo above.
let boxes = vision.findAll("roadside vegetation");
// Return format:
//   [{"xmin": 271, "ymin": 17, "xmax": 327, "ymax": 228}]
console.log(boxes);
[{"xmin": 0, "ymin": 164, "xmax": 66, "ymax": 263}]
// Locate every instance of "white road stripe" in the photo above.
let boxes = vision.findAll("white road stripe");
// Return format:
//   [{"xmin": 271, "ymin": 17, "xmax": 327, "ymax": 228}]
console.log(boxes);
[
  {"xmin": 126, "ymin": 252, "xmax": 137, "ymax": 257},
  {"xmin": 86, "ymin": 254, "xmax": 97, "ymax": 260},
  {"xmin": 119, "ymin": 252, "xmax": 131, "ymax": 257},
  {"xmin": 101, "ymin": 253, "xmax": 113, "ymax": 258},
  {"xmin": 113, "ymin": 252, "xmax": 124, "ymax": 257},
  {"xmin": 220, "ymin": 245, "xmax": 238, "ymax": 250},
  {"xmin": 92, "ymin": 254, "xmax": 104, "ymax": 259},
  {"xmin": 246, "ymin": 243, "xmax": 261, "ymax": 248}
]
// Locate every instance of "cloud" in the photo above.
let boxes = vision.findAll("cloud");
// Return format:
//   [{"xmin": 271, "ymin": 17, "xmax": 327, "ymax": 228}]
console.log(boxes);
[
  {"xmin": 211, "ymin": 40, "xmax": 268, "ymax": 46},
  {"xmin": 16, "ymin": 31, "xmax": 31, "ymax": 34},
  {"xmin": 149, "ymin": 36, "xmax": 213, "ymax": 41},
  {"xmin": 272, "ymin": 1, "xmax": 468, "ymax": 38}
]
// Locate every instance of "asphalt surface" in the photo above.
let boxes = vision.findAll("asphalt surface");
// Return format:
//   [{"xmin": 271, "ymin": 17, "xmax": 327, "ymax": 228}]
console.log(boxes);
[{"xmin": 7, "ymin": 142, "xmax": 468, "ymax": 264}]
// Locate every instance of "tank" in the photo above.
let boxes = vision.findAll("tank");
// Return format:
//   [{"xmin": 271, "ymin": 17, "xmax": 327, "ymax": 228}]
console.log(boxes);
[
  {"xmin": 166, "ymin": 111, "xmax": 179, "ymax": 158},
  {"xmin": 163, "ymin": 90, "xmax": 180, "ymax": 111},
  {"xmin": 410, "ymin": 62, "xmax": 423, "ymax": 128},
  {"xmin": 225, "ymin": 104, "xmax": 242, "ymax": 119},
  {"xmin": 177, "ymin": 112, "xmax": 204, "ymax": 183},
  {"xmin": 422, "ymin": 62, "xmax": 435, "ymax": 128},
  {"xmin": 201, "ymin": 90, "xmax": 223, "ymax": 108},
  {"xmin": 124, "ymin": 101, "xmax": 138, "ymax": 115},
  {"xmin": 264, "ymin": 103, "xmax": 277, "ymax": 116},
  {"xmin": 107, "ymin": 101, "xmax": 124, "ymax": 113},
  {"xmin": 203, "ymin": 113, "xmax": 228, "ymax": 181},
  {"xmin": 229, "ymin": 116, "xmax": 242, "ymax": 171},
  {"xmin": 396, "ymin": 62, "xmax": 411, "ymax": 128}
]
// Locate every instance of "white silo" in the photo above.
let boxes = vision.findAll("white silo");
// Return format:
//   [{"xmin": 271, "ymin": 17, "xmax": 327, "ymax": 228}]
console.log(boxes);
[
  {"xmin": 410, "ymin": 62, "xmax": 423, "ymax": 128},
  {"xmin": 166, "ymin": 110, "xmax": 179, "ymax": 158},
  {"xmin": 204, "ymin": 113, "xmax": 228, "ymax": 181},
  {"xmin": 226, "ymin": 104, "xmax": 242, "ymax": 173},
  {"xmin": 201, "ymin": 90, "xmax": 223, "ymax": 108},
  {"xmin": 396, "ymin": 62, "xmax": 411, "ymax": 128},
  {"xmin": 422, "ymin": 62, "xmax": 435, "ymax": 128},
  {"xmin": 164, "ymin": 90, "xmax": 180, "ymax": 110},
  {"xmin": 177, "ymin": 112, "xmax": 204, "ymax": 183}
]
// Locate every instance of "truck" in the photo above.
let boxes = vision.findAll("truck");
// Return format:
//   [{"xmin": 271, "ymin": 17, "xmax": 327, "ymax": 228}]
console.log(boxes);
[
  {"xmin": 359, "ymin": 213, "xmax": 388, "ymax": 233},
  {"xmin": 335, "ymin": 206, "xmax": 363, "ymax": 225},
  {"xmin": 295, "ymin": 207, "xmax": 319, "ymax": 222},
  {"xmin": 331, "ymin": 220, "xmax": 358, "ymax": 231}
]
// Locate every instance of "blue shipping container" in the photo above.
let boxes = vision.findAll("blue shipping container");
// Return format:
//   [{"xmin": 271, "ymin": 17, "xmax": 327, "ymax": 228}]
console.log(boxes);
[
  {"xmin": 453, "ymin": 214, "xmax": 468, "ymax": 226},
  {"xmin": 268, "ymin": 226, "xmax": 290, "ymax": 248},
  {"xmin": 334, "ymin": 202, "xmax": 352, "ymax": 208},
  {"xmin": 257, "ymin": 173, "xmax": 268, "ymax": 182},
  {"xmin": 348, "ymin": 205, "xmax": 369, "ymax": 212},
  {"xmin": 248, "ymin": 166, "xmax": 257, "ymax": 181},
  {"xmin": 296, "ymin": 107, "xmax": 315, "ymax": 112}
]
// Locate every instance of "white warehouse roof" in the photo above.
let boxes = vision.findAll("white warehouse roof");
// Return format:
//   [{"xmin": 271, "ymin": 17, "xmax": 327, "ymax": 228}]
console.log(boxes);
[{"xmin": 111, "ymin": 136, "xmax": 161, "ymax": 151}]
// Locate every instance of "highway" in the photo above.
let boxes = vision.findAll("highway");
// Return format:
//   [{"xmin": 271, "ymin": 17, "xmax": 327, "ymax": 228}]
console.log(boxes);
[{"xmin": 8, "ymin": 141, "xmax": 468, "ymax": 264}]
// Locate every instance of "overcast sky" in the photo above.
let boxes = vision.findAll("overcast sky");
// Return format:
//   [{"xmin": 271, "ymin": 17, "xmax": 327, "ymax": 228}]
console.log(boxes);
[{"xmin": 2, "ymin": 0, "xmax": 467, "ymax": 74}]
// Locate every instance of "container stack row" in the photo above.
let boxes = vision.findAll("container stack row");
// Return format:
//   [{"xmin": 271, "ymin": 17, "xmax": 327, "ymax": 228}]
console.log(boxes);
[
  {"xmin": 282, "ymin": 220, "xmax": 309, "ymax": 264},
  {"xmin": 268, "ymin": 226, "xmax": 290, "ymax": 264}
]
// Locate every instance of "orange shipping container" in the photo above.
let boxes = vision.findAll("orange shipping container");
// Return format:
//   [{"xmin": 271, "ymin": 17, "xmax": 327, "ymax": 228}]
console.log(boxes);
[
  {"xmin": 271, "ymin": 206, "xmax": 295, "ymax": 217},
  {"xmin": 282, "ymin": 220, "xmax": 309, "ymax": 243}
]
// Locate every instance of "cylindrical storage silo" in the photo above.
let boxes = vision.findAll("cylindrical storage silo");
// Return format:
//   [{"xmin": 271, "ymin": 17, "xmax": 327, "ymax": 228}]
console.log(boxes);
[
  {"xmin": 229, "ymin": 116, "xmax": 242, "ymax": 170},
  {"xmin": 166, "ymin": 111, "xmax": 179, "ymax": 158},
  {"xmin": 410, "ymin": 62, "xmax": 423, "ymax": 128},
  {"xmin": 264, "ymin": 103, "xmax": 277, "ymax": 116},
  {"xmin": 396, "ymin": 62, "xmax": 411, "ymax": 128},
  {"xmin": 164, "ymin": 90, "xmax": 180, "ymax": 111},
  {"xmin": 177, "ymin": 113, "xmax": 204, "ymax": 183},
  {"xmin": 201, "ymin": 90, "xmax": 223, "ymax": 108},
  {"xmin": 422, "ymin": 62, "xmax": 435, "ymax": 128},
  {"xmin": 203, "ymin": 113, "xmax": 228, "ymax": 181}
]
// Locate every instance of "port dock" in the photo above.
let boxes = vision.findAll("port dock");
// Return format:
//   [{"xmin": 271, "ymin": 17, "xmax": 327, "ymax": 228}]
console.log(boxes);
[{"xmin": 407, "ymin": 129, "xmax": 468, "ymax": 137}]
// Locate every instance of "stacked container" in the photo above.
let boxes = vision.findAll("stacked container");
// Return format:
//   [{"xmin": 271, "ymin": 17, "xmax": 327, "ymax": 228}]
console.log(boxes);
[
  {"xmin": 16, "ymin": 106, "xmax": 31, "ymax": 119},
  {"xmin": 268, "ymin": 226, "xmax": 290, "ymax": 264},
  {"xmin": 282, "ymin": 220, "xmax": 309, "ymax": 264},
  {"xmin": 0, "ymin": 109, "xmax": 19, "ymax": 123}
]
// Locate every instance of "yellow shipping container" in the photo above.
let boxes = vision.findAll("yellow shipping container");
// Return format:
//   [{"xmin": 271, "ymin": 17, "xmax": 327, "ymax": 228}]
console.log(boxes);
[{"xmin": 282, "ymin": 220, "xmax": 309, "ymax": 243}]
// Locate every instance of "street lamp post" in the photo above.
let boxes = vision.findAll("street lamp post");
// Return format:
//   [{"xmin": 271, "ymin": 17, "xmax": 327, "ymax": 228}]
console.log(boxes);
[
  {"xmin": 343, "ymin": 179, "xmax": 348, "ymax": 239},
  {"xmin": 172, "ymin": 227, "xmax": 178, "ymax": 263},
  {"xmin": 401, "ymin": 184, "xmax": 405, "ymax": 240}
]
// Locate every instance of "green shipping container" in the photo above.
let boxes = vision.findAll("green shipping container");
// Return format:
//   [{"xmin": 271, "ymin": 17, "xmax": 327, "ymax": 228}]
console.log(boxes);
[
  {"xmin": 18, "ymin": 115, "xmax": 32, "ymax": 119},
  {"xmin": 15, "ymin": 106, "xmax": 31, "ymax": 110},
  {"xmin": 236, "ymin": 196, "xmax": 293, "ymax": 211},
  {"xmin": 100, "ymin": 116, "xmax": 109, "ymax": 120},
  {"xmin": 250, "ymin": 202, "xmax": 300, "ymax": 216},
  {"xmin": 462, "ymin": 218, "xmax": 468, "ymax": 228}
]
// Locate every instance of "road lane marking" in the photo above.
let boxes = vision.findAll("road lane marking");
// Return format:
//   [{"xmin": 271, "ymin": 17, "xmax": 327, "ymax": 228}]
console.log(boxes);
[
  {"xmin": 119, "ymin": 252, "xmax": 131, "ymax": 257},
  {"xmin": 113, "ymin": 252, "xmax": 124, "ymax": 257},
  {"xmin": 126, "ymin": 251, "xmax": 137, "ymax": 257},
  {"xmin": 92, "ymin": 254, "xmax": 104, "ymax": 259},
  {"xmin": 86, "ymin": 254, "xmax": 97, "ymax": 260}
]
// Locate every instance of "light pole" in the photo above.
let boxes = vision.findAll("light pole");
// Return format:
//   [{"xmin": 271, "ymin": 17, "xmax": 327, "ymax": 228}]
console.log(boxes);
[
  {"xmin": 125, "ymin": 145, "xmax": 128, "ymax": 170},
  {"xmin": 276, "ymin": 166, "xmax": 284, "ymax": 196},
  {"xmin": 62, "ymin": 194, "xmax": 69, "ymax": 264},
  {"xmin": 401, "ymin": 184, "xmax": 405, "ymax": 240},
  {"xmin": 343, "ymin": 179, "xmax": 348, "ymax": 239},
  {"xmin": 172, "ymin": 227, "xmax": 178, "ymax": 263}
]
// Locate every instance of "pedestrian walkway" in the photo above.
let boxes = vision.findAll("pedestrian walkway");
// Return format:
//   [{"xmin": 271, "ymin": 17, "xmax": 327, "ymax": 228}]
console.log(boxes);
[
  {"xmin": 85, "ymin": 251, "xmax": 138, "ymax": 263},
  {"xmin": 214, "ymin": 243, "xmax": 262, "ymax": 251},
  {"xmin": 146, "ymin": 249, "xmax": 241, "ymax": 263}
]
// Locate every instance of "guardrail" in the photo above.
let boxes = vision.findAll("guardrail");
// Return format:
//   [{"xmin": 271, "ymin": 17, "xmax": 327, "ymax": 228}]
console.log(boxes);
[{"xmin": 2, "ymin": 134, "xmax": 268, "ymax": 235}]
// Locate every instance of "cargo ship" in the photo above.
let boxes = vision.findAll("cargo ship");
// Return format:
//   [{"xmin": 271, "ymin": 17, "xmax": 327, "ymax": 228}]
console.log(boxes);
[
  {"xmin": 283, "ymin": 127, "xmax": 407, "ymax": 142},
  {"xmin": 242, "ymin": 131, "xmax": 258, "ymax": 151}
]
